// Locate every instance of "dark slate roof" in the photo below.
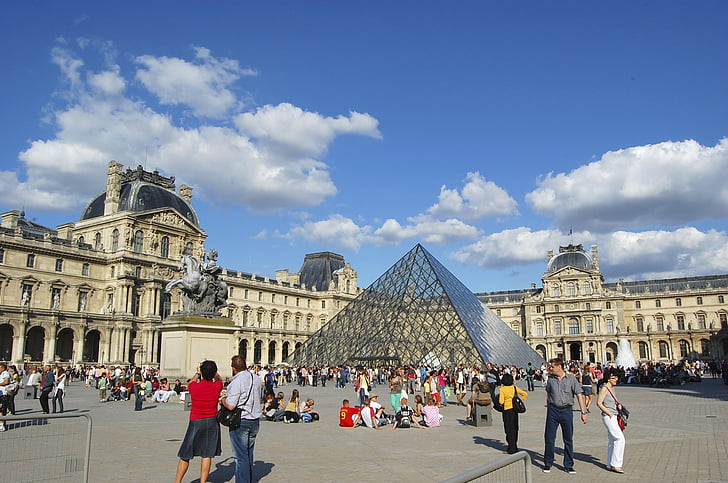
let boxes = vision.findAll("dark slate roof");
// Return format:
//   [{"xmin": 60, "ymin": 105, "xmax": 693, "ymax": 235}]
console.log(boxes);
[
  {"xmin": 81, "ymin": 181, "xmax": 199, "ymax": 226},
  {"xmin": 475, "ymin": 288, "xmax": 541, "ymax": 304},
  {"xmin": 17, "ymin": 214, "xmax": 56, "ymax": 236},
  {"xmin": 547, "ymin": 243, "xmax": 595, "ymax": 273},
  {"xmin": 605, "ymin": 274, "xmax": 728, "ymax": 294},
  {"xmin": 298, "ymin": 252, "xmax": 346, "ymax": 291}
]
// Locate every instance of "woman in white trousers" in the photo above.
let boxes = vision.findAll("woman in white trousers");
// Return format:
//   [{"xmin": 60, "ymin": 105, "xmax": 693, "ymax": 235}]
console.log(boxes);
[{"xmin": 596, "ymin": 369, "xmax": 626, "ymax": 474}]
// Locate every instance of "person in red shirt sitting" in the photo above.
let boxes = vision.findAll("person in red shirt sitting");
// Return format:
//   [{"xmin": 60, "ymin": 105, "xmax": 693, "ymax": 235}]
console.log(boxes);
[
  {"xmin": 339, "ymin": 399, "xmax": 360, "ymax": 427},
  {"xmin": 174, "ymin": 361, "xmax": 224, "ymax": 483}
]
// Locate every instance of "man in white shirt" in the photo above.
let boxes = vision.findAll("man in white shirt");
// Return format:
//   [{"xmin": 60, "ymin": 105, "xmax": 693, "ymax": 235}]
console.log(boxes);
[{"xmin": 0, "ymin": 362, "xmax": 11, "ymax": 431}]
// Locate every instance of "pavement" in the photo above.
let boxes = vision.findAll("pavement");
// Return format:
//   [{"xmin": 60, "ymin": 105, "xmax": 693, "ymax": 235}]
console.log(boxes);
[{"xmin": 4, "ymin": 375, "xmax": 728, "ymax": 482}]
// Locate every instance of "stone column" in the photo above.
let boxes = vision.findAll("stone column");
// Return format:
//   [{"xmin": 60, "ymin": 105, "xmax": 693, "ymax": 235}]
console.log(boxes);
[
  {"xmin": 74, "ymin": 326, "xmax": 85, "ymax": 365},
  {"xmin": 46, "ymin": 323, "xmax": 58, "ymax": 364},
  {"xmin": 12, "ymin": 325, "xmax": 26, "ymax": 365}
]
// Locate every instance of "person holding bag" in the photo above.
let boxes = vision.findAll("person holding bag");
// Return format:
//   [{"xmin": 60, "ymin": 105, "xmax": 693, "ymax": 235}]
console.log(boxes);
[
  {"xmin": 596, "ymin": 369, "xmax": 626, "ymax": 474},
  {"xmin": 498, "ymin": 373, "xmax": 528, "ymax": 454},
  {"xmin": 174, "ymin": 360, "xmax": 223, "ymax": 483}
]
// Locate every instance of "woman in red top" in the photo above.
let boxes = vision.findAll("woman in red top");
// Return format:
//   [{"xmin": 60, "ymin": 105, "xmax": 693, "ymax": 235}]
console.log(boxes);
[{"xmin": 174, "ymin": 360, "xmax": 224, "ymax": 483}]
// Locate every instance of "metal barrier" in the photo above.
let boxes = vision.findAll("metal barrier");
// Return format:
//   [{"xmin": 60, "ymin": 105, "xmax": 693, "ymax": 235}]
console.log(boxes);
[
  {"xmin": 0, "ymin": 412, "xmax": 92, "ymax": 483},
  {"xmin": 440, "ymin": 450, "xmax": 532, "ymax": 483}
]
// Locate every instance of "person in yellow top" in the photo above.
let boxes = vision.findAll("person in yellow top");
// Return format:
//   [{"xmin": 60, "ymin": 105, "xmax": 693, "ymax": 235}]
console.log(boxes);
[{"xmin": 498, "ymin": 373, "xmax": 528, "ymax": 454}]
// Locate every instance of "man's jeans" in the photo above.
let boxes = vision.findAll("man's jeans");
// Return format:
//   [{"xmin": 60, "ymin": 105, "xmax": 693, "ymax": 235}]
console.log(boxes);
[
  {"xmin": 229, "ymin": 418, "xmax": 260, "ymax": 483},
  {"xmin": 544, "ymin": 406, "xmax": 575, "ymax": 468}
]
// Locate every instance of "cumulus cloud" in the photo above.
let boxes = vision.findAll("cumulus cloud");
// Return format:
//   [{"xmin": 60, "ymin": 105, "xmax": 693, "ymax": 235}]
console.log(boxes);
[
  {"xmin": 136, "ymin": 46, "xmax": 256, "ymax": 119},
  {"xmin": 427, "ymin": 172, "xmax": 518, "ymax": 222},
  {"xmin": 449, "ymin": 226, "xmax": 728, "ymax": 282},
  {"xmin": 0, "ymin": 42, "xmax": 380, "ymax": 213},
  {"xmin": 526, "ymin": 139, "xmax": 728, "ymax": 232},
  {"xmin": 374, "ymin": 215, "xmax": 481, "ymax": 246},
  {"xmin": 284, "ymin": 214, "xmax": 374, "ymax": 252}
]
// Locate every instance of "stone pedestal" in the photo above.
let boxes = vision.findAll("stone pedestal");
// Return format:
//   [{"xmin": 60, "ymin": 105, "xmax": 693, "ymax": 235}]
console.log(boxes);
[{"xmin": 160, "ymin": 315, "xmax": 237, "ymax": 380}]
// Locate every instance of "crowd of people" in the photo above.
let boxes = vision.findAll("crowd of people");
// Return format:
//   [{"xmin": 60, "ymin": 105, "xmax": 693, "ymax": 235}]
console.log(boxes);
[{"xmin": 0, "ymin": 356, "xmax": 725, "ymax": 481}]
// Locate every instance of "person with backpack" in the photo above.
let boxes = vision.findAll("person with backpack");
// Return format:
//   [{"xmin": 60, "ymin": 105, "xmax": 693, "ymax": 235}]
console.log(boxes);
[
  {"xmin": 525, "ymin": 363, "xmax": 536, "ymax": 391},
  {"xmin": 390, "ymin": 396, "xmax": 426, "ymax": 429}
]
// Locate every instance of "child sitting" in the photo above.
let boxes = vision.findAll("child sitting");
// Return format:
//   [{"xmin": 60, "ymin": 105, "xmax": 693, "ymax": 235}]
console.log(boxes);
[
  {"xmin": 421, "ymin": 396, "xmax": 443, "ymax": 427},
  {"xmin": 391, "ymin": 397, "xmax": 426, "ymax": 430}
]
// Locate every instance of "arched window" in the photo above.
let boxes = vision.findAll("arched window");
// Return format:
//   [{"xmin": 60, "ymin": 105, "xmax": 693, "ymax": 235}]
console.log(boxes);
[
  {"xmin": 536, "ymin": 322, "xmax": 543, "ymax": 336},
  {"xmin": 700, "ymin": 339, "xmax": 710, "ymax": 356},
  {"xmin": 679, "ymin": 340, "xmax": 690, "ymax": 357},
  {"xmin": 552, "ymin": 284, "xmax": 561, "ymax": 297},
  {"xmin": 568, "ymin": 319, "xmax": 580, "ymax": 334},
  {"xmin": 253, "ymin": 340, "xmax": 263, "ymax": 364},
  {"xmin": 160, "ymin": 236, "xmax": 170, "ymax": 258},
  {"xmin": 133, "ymin": 230, "xmax": 144, "ymax": 253},
  {"xmin": 605, "ymin": 301, "xmax": 612, "ymax": 310},
  {"xmin": 636, "ymin": 317, "xmax": 644, "ymax": 332},
  {"xmin": 94, "ymin": 232, "xmax": 102, "ymax": 250},
  {"xmin": 606, "ymin": 318, "xmax": 614, "ymax": 333},
  {"xmin": 583, "ymin": 282, "xmax": 592, "ymax": 295},
  {"xmin": 568, "ymin": 282, "xmax": 576, "ymax": 296},
  {"xmin": 112, "ymin": 229, "xmax": 119, "ymax": 251}
]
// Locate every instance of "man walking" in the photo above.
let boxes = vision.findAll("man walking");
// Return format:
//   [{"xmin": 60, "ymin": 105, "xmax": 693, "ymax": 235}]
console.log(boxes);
[
  {"xmin": 543, "ymin": 358, "xmax": 588, "ymax": 474},
  {"xmin": 39, "ymin": 364, "xmax": 55, "ymax": 414},
  {"xmin": 525, "ymin": 362, "xmax": 535, "ymax": 392},
  {"xmin": 221, "ymin": 355, "xmax": 263, "ymax": 483}
]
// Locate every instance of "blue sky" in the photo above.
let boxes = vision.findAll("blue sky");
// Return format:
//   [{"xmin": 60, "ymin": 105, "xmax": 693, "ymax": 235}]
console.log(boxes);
[{"xmin": 1, "ymin": 2, "xmax": 727, "ymax": 292}]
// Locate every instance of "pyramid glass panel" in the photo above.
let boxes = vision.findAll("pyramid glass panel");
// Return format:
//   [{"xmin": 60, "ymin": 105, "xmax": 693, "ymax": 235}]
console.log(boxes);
[{"xmin": 290, "ymin": 244, "xmax": 544, "ymax": 368}]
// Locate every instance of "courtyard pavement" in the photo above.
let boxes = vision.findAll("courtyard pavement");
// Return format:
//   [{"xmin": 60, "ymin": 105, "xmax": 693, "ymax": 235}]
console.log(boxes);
[{"xmin": 5, "ymin": 374, "xmax": 728, "ymax": 482}]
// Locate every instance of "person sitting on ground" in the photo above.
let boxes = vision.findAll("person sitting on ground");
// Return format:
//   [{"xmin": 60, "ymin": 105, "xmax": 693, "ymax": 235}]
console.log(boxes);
[
  {"xmin": 359, "ymin": 397, "xmax": 387, "ymax": 429},
  {"xmin": 263, "ymin": 393, "xmax": 277, "ymax": 420},
  {"xmin": 173, "ymin": 379, "xmax": 184, "ymax": 394},
  {"xmin": 368, "ymin": 393, "xmax": 389, "ymax": 422},
  {"xmin": 152, "ymin": 378, "xmax": 178, "ymax": 403},
  {"xmin": 413, "ymin": 394, "xmax": 425, "ymax": 421},
  {"xmin": 299, "ymin": 398, "xmax": 319, "ymax": 422},
  {"xmin": 283, "ymin": 389, "xmax": 301, "ymax": 423},
  {"xmin": 421, "ymin": 396, "xmax": 443, "ymax": 427},
  {"xmin": 339, "ymin": 399, "xmax": 360, "ymax": 427},
  {"xmin": 391, "ymin": 396, "xmax": 426, "ymax": 430},
  {"xmin": 466, "ymin": 372, "xmax": 492, "ymax": 421}
]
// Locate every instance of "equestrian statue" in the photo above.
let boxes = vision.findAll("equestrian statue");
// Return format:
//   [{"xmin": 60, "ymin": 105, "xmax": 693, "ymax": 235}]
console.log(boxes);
[{"xmin": 165, "ymin": 248, "xmax": 228, "ymax": 316}]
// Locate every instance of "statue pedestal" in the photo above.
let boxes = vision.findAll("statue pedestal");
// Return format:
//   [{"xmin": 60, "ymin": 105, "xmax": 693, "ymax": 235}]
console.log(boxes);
[{"xmin": 160, "ymin": 315, "xmax": 238, "ymax": 380}]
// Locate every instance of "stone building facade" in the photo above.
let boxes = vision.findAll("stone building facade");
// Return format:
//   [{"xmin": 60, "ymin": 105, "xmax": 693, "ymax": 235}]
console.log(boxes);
[
  {"xmin": 0, "ymin": 161, "xmax": 358, "ymax": 367},
  {"xmin": 477, "ymin": 244, "xmax": 728, "ymax": 364}
]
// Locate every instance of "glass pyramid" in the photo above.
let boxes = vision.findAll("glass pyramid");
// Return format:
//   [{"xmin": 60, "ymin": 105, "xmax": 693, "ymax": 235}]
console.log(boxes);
[{"xmin": 290, "ymin": 244, "xmax": 544, "ymax": 368}]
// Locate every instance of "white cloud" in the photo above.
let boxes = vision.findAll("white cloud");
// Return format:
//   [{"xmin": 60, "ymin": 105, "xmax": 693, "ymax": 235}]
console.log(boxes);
[
  {"xmin": 526, "ymin": 139, "xmax": 728, "ymax": 232},
  {"xmin": 285, "ymin": 214, "xmax": 373, "ymax": 252},
  {"xmin": 135, "ymin": 46, "xmax": 254, "ymax": 119},
  {"xmin": 427, "ymin": 172, "xmax": 518, "ymax": 221},
  {"xmin": 374, "ymin": 215, "xmax": 481, "ymax": 246},
  {"xmin": 0, "ymin": 42, "xmax": 379, "ymax": 214},
  {"xmin": 235, "ymin": 103, "xmax": 381, "ymax": 158},
  {"xmin": 450, "ymin": 226, "xmax": 728, "ymax": 282}
]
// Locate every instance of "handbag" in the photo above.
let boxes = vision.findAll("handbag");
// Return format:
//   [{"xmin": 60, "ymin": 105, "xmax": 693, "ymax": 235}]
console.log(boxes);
[
  {"xmin": 217, "ymin": 371, "xmax": 254, "ymax": 430},
  {"xmin": 606, "ymin": 386, "xmax": 627, "ymax": 430},
  {"xmin": 512, "ymin": 391, "xmax": 526, "ymax": 414}
]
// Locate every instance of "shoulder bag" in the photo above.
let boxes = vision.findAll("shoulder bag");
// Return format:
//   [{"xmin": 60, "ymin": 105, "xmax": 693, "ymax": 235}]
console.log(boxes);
[
  {"xmin": 512, "ymin": 390, "xmax": 526, "ymax": 414},
  {"xmin": 218, "ymin": 372, "xmax": 253, "ymax": 430},
  {"xmin": 606, "ymin": 386, "xmax": 627, "ymax": 430}
]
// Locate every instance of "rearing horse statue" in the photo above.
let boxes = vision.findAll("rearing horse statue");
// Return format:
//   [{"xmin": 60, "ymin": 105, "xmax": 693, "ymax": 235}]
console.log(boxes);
[{"xmin": 165, "ymin": 251, "xmax": 227, "ymax": 316}]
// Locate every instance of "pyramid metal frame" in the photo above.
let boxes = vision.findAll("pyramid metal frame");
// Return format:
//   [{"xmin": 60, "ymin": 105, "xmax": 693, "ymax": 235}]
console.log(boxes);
[{"xmin": 289, "ymin": 244, "xmax": 544, "ymax": 368}]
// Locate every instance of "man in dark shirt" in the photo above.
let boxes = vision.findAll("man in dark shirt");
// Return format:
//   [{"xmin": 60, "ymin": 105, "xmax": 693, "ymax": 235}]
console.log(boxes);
[{"xmin": 543, "ymin": 358, "xmax": 588, "ymax": 474}]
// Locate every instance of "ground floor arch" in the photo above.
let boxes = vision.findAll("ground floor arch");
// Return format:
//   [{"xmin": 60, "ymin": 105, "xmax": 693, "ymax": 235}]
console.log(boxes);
[
  {"xmin": 0, "ymin": 324, "xmax": 13, "ymax": 361},
  {"xmin": 83, "ymin": 330, "xmax": 101, "ymax": 362},
  {"xmin": 56, "ymin": 327, "xmax": 75, "ymax": 362},
  {"xmin": 25, "ymin": 326, "xmax": 45, "ymax": 362}
]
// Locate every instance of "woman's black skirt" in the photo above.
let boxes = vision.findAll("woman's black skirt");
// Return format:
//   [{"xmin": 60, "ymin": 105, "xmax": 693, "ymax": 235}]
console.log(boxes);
[{"xmin": 177, "ymin": 416, "xmax": 222, "ymax": 460}]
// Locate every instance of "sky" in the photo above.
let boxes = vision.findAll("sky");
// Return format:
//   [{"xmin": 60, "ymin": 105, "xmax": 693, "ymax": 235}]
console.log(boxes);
[{"xmin": 1, "ymin": 2, "xmax": 727, "ymax": 293}]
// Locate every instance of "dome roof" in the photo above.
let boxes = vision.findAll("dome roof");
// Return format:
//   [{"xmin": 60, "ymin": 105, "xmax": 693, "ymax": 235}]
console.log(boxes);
[
  {"xmin": 81, "ymin": 178, "xmax": 199, "ymax": 227},
  {"xmin": 546, "ymin": 244, "xmax": 595, "ymax": 273}
]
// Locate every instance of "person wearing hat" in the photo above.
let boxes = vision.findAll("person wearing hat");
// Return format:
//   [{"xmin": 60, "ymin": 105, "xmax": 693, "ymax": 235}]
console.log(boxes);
[
  {"xmin": 498, "ymin": 373, "xmax": 528, "ymax": 455},
  {"xmin": 368, "ymin": 394, "xmax": 388, "ymax": 424}
]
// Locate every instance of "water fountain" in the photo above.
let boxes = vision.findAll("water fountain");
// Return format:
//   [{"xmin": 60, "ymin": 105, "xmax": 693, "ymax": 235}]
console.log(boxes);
[{"xmin": 614, "ymin": 338, "xmax": 637, "ymax": 368}]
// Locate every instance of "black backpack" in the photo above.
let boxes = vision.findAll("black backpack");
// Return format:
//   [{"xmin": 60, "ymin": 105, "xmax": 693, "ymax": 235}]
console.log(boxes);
[{"xmin": 397, "ymin": 406, "xmax": 412, "ymax": 428}]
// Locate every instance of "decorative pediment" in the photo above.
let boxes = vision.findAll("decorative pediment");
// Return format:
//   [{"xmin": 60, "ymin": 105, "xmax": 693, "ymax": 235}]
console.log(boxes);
[{"xmin": 48, "ymin": 279, "xmax": 70, "ymax": 288}]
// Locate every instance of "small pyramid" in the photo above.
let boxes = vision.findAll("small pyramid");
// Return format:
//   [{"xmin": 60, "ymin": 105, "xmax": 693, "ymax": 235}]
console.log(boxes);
[{"xmin": 290, "ymin": 244, "xmax": 544, "ymax": 368}]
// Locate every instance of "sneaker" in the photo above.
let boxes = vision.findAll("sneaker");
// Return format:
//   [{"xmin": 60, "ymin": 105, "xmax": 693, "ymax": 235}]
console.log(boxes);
[
  {"xmin": 0, "ymin": 424, "xmax": 5, "ymax": 432},
  {"xmin": 566, "ymin": 468, "xmax": 576, "ymax": 474},
  {"xmin": 542, "ymin": 467, "xmax": 551, "ymax": 473}
]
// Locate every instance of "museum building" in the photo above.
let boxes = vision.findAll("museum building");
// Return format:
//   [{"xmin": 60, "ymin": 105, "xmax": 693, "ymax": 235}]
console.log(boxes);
[
  {"xmin": 477, "ymin": 244, "xmax": 728, "ymax": 364},
  {"xmin": 0, "ymin": 161, "xmax": 359, "ymax": 367}
]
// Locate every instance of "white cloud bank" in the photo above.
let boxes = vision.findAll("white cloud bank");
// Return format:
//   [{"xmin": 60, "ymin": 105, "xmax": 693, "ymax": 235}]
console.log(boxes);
[
  {"xmin": 526, "ymin": 139, "xmax": 728, "ymax": 232},
  {"xmin": 427, "ymin": 172, "xmax": 518, "ymax": 222},
  {"xmin": 0, "ymin": 42, "xmax": 380, "ymax": 213}
]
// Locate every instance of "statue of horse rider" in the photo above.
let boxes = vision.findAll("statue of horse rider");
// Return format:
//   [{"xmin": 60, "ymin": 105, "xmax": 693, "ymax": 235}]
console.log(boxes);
[{"xmin": 165, "ymin": 248, "xmax": 228, "ymax": 316}]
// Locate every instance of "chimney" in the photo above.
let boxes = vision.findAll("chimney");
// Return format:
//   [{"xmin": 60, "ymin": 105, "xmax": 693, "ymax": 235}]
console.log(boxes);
[
  {"xmin": 104, "ymin": 161, "xmax": 123, "ymax": 215},
  {"xmin": 1, "ymin": 210, "xmax": 21, "ymax": 229}
]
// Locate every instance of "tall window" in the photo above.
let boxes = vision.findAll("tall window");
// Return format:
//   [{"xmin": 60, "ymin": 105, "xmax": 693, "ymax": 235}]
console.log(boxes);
[
  {"xmin": 568, "ymin": 283, "xmax": 576, "ymax": 296},
  {"xmin": 568, "ymin": 319, "xmax": 580, "ymax": 334},
  {"xmin": 721, "ymin": 313, "xmax": 727, "ymax": 329},
  {"xmin": 133, "ymin": 230, "xmax": 143, "ymax": 253},
  {"xmin": 160, "ymin": 236, "xmax": 169, "ymax": 258},
  {"xmin": 635, "ymin": 300, "xmax": 641, "ymax": 309},
  {"xmin": 606, "ymin": 318, "xmax": 614, "ymax": 333},
  {"xmin": 656, "ymin": 316, "xmax": 664, "ymax": 331},
  {"xmin": 697, "ymin": 296, "xmax": 703, "ymax": 305},
  {"xmin": 605, "ymin": 301, "xmax": 612, "ymax": 309},
  {"xmin": 583, "ymin": 282, "xmax": 592, "ymax": 295},
  {"xmin": 655, "ymin": 299, "xmax": 661, "ymax": 308},
  {"xmin": 679, "ymin": 340, "xmax": 689, "ymax": 357},
  {"xmin": 586, "ymin": 318, "xmax": 594, "ymax": 333},
  {"xmin": 536, "ymin": 322, "xmax": 543, "ymax": 336},
  {"xmin": 271, "ymin": 294, "xmax": 276, "ymax": 304},
  {"xmin": 82, "ymin": 263, "xmax": 90, "ymax": 276},
  {"xmin": 322, "ymin": 300, "xmax": 326, "ymax": 309},
  {"xmin": 554, "ymin": 320, "xmax": 562, "ymax": 335},
  {"xmin": 244, "ymin": 289, "xmax": 249, "ymax": 299},
  {"xmin": 659, "ymin": 341, "xmax": 668, "ymax": 358},
  {"xmin": 638, "ymin": 341, "xmax": 648, "ymax": 359},
  {"xmin": 636, "ymin": 317, "xmax": 644, "ymax": 332},
  {"xmin": 94, "ymin": 232, "xmax": 102, "ymax": 250},
  {"xmin": 676, "ymin": 298, "xmax": 682, "ymax": 307},
  {"xmin": 698, "ymin": 314, "xmax": 706, "ymax": 329},
  {"xmin": 112, "ymin": 229, "xmax": 119, "ymax": 251},
  {"xmin": 511, "ymin": 323, "xmax": 520, "ymax": 335},
  {"xmin": 552, "ymin": 284, "xmax": 561, "ymax": 297},
  {"xmin": 719, "ymin": 295, "xmax": 725, "ymax": 304},
  {"xmin": 585, "ymin": 302, "xmax": 591, "ymax": 310},
  {"xmin": 258, "ymin": 292, "xmax": 263, "ymax": 302},
  {"xmin": 27, "ymin": 254, "xmax": 35, "ymax": 268},
  {"xmin": 55, "ymin": 258, "xmax": 63, "ymax": 272},
  {"xmin": 242, "ymin": 310, "xmax": 249, "ymax": 326},
  {"xmin": 701, "ymin": 339, "xmax": 710, "ymax": 356},
  {"xmin": 677, "ymin": 315, "xmax": 685, "ymax": 330},
  {"xmin": 0, "ymin": 247, "xmax": 4, "ymax": 263},
  {"xmin": 553, "ymin": 305, "xmax": 559, "ymax": 312},
  {"xmin": 536, "ymin": 305, "xmax": 541, "ymax": 313}
]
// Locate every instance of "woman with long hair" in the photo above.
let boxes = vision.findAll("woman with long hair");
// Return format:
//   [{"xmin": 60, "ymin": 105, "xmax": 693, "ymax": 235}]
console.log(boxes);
[
  {"xmin": 174, "ymin": 360, "xmax": 223, "ymax": 483},
  {"xmin": 596, "ymin": 369, "xmax": 626, "ymax": 474},
  {"xmin": 283, "ymin": 388, "xmax": 301, "ymax": 423},
  {"xmin": 52, "ymin": 367, "xmax": 67, "ymax": 413}
]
